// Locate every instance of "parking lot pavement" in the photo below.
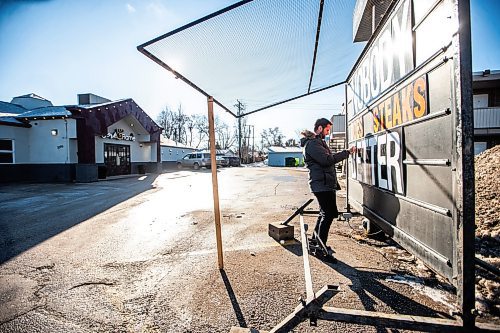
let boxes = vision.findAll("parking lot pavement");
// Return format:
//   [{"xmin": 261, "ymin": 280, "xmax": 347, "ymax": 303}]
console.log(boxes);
[
  {"xmin": 0, "ymin": 175, "xmax": 160, "ymax": 264},
  {"xmin": 1, "ymin": 167, "xmax": 494, "ymax": 332}
]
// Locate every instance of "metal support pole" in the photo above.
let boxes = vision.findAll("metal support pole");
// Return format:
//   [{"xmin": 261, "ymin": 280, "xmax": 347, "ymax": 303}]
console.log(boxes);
[
  {"xmin": 208, "ymin": 96, "xmax": 224, "ymax": 269},
  {"xmin": 252, "ymin": 125, "xmax": 255, "ymax": 163},
  {"xmin": 344, "ymin": 83, "xmax": 351, "ymax": 212},
  {"xmin": 281, "ymin": 199, "xmax": 313, "ymax": 226},
  {"xmin": 319, "ymin": 307, "xmax": 462, "ymax": 331},
  {"xmin": 300, "ymin": 216, "xmax": 314, "ymax": 302},
  {"xmin": 236, "ymin": 100, "xmax": 243, "ymax": 161},
  {"xmin": 452, "ymin": 0, "xmax": 475, "ymax": 329}
]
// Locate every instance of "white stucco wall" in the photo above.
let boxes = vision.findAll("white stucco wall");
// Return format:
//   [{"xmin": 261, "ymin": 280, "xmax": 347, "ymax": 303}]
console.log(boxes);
[
  {"xmin": 28, "ymin": 119, "xmax": 77, "ymax": 163},
  {"xmin": 134, "ymin": 142, "xmax": 152, "ymax": 162},
  {"xmin": 150, "ymin": 142, "xmax": 158, "ymax": 162},
  {"xmin": 69, "ymin": 139, "xmax": 78, "ymax": 163},
  {"xmin": 161, "ymin": 146, "xmax": 195, "ymax": 162},
  {"xmin": 0, "ymin": 126, "xmax": 30, "ymax": 163},
  {"xmin": 1, "ymin": 119, "xmax": 77, "ymax": 164},
  {"xmin": 95, "ymin": 118, "xmax": 155, "ymax": 163}
]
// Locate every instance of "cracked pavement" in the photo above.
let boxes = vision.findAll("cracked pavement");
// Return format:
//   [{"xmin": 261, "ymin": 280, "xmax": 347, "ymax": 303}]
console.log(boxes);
[{"xmin": 1, "ymin": 167, "xmax": 496, "ymax": 332}]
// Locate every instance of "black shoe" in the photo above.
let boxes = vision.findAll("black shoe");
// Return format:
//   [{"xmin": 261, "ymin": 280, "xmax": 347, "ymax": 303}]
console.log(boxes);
[
  {"xmin": 308, "ymin": 238, "xmax": 319, "ymax": 249},
  {"xmin": 323, "ymin": 254, "xmax": 337, "ymax": 264},
  {"xmin": 311, "ymin": 250, "xmax": 337, "ymax": 263},
  {"xmin": 324, "ymin": 246, "xmax": 335, "ymax": 256}
]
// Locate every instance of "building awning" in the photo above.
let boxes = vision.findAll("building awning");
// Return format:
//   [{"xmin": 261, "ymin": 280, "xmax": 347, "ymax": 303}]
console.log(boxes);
[{"xmin": 138, "ymin": 0, "xmax": 370, "ymax": 118}]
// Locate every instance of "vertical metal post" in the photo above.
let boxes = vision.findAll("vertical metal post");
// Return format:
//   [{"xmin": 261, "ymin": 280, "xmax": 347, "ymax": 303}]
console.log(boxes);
[
  {"xmin": 299, "ymin": 215, "xmax": 314, "ymax": 302},
  {"xmin": 452, "ymin": 0, "xmax": 474, "ymax": 329},
  {"xmin": 236, "ymin": 100, "xmax": 243, "ymax": 161},
  {"xmin": 252, "ymin": 125, "xmax": 255, "ymax": 163},
  {"xmin": 344, "ymin": 83, "xmax": 351, "ymax": 211},
  {"xmin": 208, "ymin": 96, "xmax": 224, "ymax": 269}
]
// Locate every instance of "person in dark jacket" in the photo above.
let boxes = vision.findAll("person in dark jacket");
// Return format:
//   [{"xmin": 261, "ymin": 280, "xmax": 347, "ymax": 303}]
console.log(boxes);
[{"xmin": 300, "ymin": 118, "xmax": 356, "ymax": 261}]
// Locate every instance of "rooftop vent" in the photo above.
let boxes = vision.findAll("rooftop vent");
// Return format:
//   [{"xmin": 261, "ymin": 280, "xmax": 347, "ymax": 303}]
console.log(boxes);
[
  {"xmin": 78, "ymin": 93, "xmax": 111, "ymax": 105},
  {"xmin": 11, "ymin": 93, "xmax": 53, "ymax": 109}
]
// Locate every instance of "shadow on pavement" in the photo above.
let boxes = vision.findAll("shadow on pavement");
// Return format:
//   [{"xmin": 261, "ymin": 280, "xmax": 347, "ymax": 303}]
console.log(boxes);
[
  {"xmin": 220, "ymin": 268, "xmax": 247, "ymax": 328},
  {"xmin": 0, "ymin": 173, "xmax": 159, "ymax": 264},
  {"xmin": 277, "ymin": 237, "xmax": 453, "ymax": 323},
  {"xmin": 328, "ymin": 259, "xmax": 453, "ymax": 319},
  {"xmin": 279, "ymin": 238, "xmax": 302, "ymax": 256}
]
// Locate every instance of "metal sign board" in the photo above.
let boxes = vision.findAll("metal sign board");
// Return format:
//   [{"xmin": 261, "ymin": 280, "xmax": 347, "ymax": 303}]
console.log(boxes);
[{"xmin": 346, "ymin": 0, "xmax": 474, "ymax": 325}]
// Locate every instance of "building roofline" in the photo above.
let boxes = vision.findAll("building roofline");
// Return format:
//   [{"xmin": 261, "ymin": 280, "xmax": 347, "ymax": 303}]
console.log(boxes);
[{"xmin": 0, "ymin": 119, "xmax": 31, "ymax": 128}]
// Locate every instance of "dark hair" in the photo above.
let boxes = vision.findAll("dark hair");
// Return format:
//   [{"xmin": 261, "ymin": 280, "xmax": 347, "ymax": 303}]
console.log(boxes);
[{"xmin": 314, "ymin": 118, "xmax": 332, "ymax": 131}]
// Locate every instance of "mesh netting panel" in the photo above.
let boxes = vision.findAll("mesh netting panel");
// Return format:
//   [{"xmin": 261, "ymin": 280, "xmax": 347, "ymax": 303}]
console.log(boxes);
[
  {"xmin": 310, "ymin": 0, "xmax": 366, "ymax": 92},
  {"xmin": 141, "ymin": 0, "xmax": 366, "ymax": 116}
]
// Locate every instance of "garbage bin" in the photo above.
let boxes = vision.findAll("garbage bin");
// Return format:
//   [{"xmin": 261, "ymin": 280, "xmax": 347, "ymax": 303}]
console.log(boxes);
[
  {"xmin": 137, "ymin": 164, "xmax": 146, "ymax": 174},
  {"xmin": 76, "ymin": 164, "xmax": 98, "ymax": 182},
  {"xmin": 98, "ymin": 166, "xmax": 107, "ymax": 179}
]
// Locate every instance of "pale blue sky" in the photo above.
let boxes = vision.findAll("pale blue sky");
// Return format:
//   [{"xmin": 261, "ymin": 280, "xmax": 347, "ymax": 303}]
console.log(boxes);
[{"xmin": 0, "ymin": 0, "xmax": 498, "ymax": 139}]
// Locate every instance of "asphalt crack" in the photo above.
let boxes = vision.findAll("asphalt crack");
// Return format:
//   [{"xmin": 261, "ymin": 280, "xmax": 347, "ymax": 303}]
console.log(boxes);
[{"xmin": 69, "ymin": 281, "xmax": 116, "ymax": 290}]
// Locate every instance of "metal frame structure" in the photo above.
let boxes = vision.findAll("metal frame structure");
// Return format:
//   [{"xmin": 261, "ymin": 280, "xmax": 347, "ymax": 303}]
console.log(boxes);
[
  {"xmin": 137, "ymin": 0, "xmax": 499, "ymax": 331},
  {"xmin": 343, "ymin": 0, "xmax": 482, "ymax": 330},
  {"xmin": 264, "ymin": 205, "xmax": 464, "ymax": 332},
  {"xmin": 207, "ymin": 96, "xmax": 224, "ymax": 269},
  {"xmin": 261, "ymin": 203, "xmax": 499, "ymax": 332},
  {"xmin": 137, "ymin": 0, "xmax": 348, "ymax": 118}
]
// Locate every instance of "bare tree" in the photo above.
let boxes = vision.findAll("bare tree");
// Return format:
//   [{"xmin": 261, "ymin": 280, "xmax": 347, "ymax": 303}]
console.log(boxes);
[
  {"xmin": 285, "ymin": 138, "xmax": 297, "ymax": 147},
  {"xmin": 174, "ymin": 104, "xmax": 190, "ymax": 144},
  {"xmin": 215, "ymin": 116, "xmax": 237, "ymax": 150},
  {"xmin": 186, "ymin": 117, "xmax": 195, "ymax": 147},
  {"xmin": 157, "ymin": 104, "xmax": 190, "ymax": 144},
  {"xmin": 158, "ymin": 105, "xmax": 238, "ymax": 150},
  {"xmin": 261, "ymin": 127, "xmax": 284, "ymax": 148},
  {"xmin": 157, "ymin": 106, "xmax": 175, "ymax": 139},
  {"xmin": 191, "ymin": 114, "xmax": 208, "ymax": 148}
]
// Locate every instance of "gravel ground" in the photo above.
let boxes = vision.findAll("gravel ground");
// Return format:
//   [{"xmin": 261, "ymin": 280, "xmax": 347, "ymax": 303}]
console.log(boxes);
[
  {"xmin": 150, "ymin": 207, "xmax": 458, "ymax": 332},
  {"xmin": 140, "ymin": 168, "xmax": 497, "ymax": 332},
  {"xmin": 1, "ymin": 163, "xmax": 498, "ymax": 332},
  {"xmin": 474, "ymin": 145, "xmax": 500, "ymax": 318}
]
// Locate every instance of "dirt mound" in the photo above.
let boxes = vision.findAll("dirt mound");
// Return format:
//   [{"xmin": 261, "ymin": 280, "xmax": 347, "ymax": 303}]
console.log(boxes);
[
  {"xmin": 475, "ymin": 144, "xmax": 500, "ymax": 256},
  {"xmin": 474, "ymin": 144, "xmax": 500, "ymax": 316}
]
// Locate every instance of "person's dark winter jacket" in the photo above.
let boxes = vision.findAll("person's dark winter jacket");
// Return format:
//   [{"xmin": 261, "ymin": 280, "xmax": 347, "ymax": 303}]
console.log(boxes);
[{"xmin": 300, "ymin": 130, "xmax": 350, "ymax": 193}]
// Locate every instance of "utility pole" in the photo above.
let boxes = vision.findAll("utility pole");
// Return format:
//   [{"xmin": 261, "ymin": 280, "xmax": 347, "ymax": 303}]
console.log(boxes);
[
  {"xmin": 234, "ymin": 100, "xmax": 245, "ymax": 162},
  {"xmin": 252, "ymin": 125, "xmax": 255, "ymax": 163},
  {"xmin": 246, "ymin": 125, "xmax": 251, "ymax": 164}
]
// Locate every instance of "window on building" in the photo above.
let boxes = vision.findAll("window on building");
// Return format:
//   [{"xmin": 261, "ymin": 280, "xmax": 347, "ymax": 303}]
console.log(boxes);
[{"xmin": 0, "ymin": 139, "xmax": 14, "ymax": 163}]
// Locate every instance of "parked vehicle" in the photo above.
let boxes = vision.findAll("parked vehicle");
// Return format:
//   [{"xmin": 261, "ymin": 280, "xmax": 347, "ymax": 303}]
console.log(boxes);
[
  {"xmin": 177, "ymin": 152, "xmax": 228, "ymax": 169},
  {"xmin": 216, "ymin": 155, "xmax": 229, "ymax": 167},
  {"xmin": 223, "ymin": 156, "xmax": 241, "ymax": 167},
  {"xmin": 177, "ymin": 152, "xmax": 211, "ymax": 169}
]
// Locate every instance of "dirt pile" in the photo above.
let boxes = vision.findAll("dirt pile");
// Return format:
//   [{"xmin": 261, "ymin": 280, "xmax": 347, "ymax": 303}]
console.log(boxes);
[
  {"xmin": 475, "ymin": 145, "xmax": 500, "ymax": 256},
  {"xmin": 474, "ymin": 144, "xmax": 500, "ymax": 316}
]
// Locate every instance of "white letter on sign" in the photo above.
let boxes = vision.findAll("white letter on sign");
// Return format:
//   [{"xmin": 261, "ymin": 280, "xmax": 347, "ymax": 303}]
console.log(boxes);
[
  {"xmin": 377, "ymin": 134, "xmax": 388, "ymax": 190},
  {"xmin": 387, "ymin": 132, "xmax": 404, "ymax": 194}
]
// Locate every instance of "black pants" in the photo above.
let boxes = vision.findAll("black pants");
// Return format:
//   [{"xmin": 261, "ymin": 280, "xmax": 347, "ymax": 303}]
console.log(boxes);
[{"xmin": 313, "ymin": 191, "xmax": 338, "ymax": 245}]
